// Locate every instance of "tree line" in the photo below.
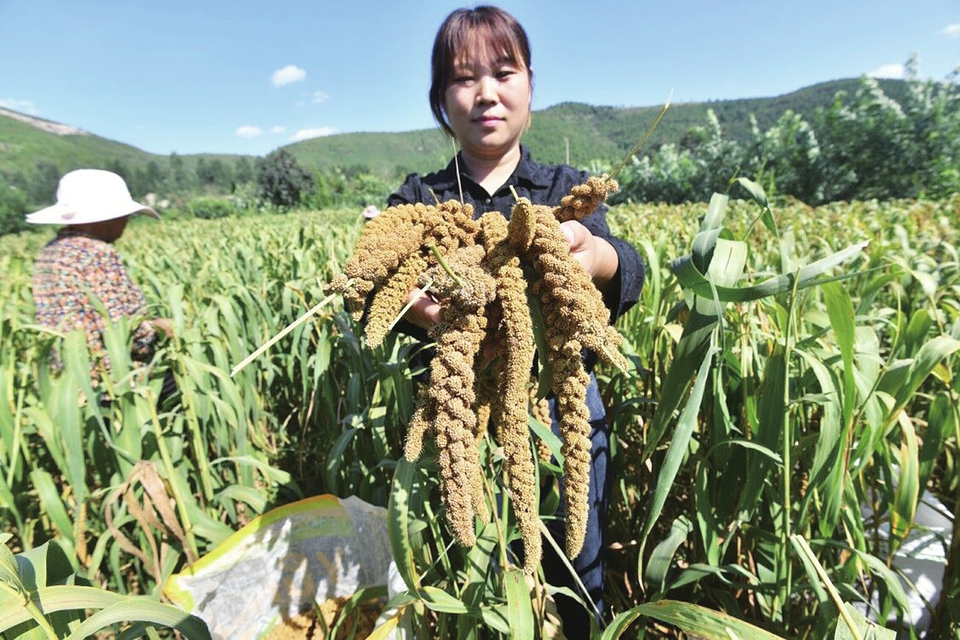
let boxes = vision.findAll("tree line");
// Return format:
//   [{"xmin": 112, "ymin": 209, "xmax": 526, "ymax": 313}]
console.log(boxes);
[
  {"xmin": 608, "ymin": 72, "xmax": 958, "ymax": 206},
  {"xmin": 0, "ymin": 149, "xmax": 395, "ymax": 234},
  {"xmin": 1, "ymin": 72, "xmax": 956, "ymax": 236}
]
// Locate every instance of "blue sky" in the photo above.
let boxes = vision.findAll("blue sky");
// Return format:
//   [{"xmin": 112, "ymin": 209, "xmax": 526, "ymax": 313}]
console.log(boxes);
[{"xmin": 1, "ymin": 0, "xmax": 957, "ymax": 157}]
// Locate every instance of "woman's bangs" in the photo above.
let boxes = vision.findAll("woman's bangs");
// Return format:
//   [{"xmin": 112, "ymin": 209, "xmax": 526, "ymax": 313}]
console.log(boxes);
[{"xmin": 455, "ymin": 23, "xmax": 526, "ymax": 71}]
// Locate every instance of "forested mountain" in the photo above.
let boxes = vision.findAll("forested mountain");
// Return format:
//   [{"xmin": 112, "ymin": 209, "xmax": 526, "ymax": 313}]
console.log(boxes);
[
  {"xmin": 1, "ymin": 78, "xmax": 909, "ymax": 185},
  {"xmin": 283, "ymin": 79, "xmax": 912, "ymax": 174}
]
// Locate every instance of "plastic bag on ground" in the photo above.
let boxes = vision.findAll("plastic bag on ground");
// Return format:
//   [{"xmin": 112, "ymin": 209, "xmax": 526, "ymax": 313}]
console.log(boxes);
[{"xmin": 164, "ymin": 494, "xmax": 393, "ymax": 640}]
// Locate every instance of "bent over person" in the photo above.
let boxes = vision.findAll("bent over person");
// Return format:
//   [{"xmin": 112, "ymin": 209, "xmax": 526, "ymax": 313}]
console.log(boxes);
[{"xmin": 28, "ymin": 169, "xmax": 174, "ymax": 396}]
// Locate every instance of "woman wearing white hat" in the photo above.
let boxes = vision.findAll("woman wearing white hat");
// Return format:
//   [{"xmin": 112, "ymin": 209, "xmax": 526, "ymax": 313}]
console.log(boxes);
[{"xmin": 28, "ymin": 169, "xmax": 173, "ymax": 389}]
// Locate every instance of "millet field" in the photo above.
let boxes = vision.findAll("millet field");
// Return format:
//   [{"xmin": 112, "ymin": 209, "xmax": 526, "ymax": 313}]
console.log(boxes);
[{"xmin": 0, "ymin": 187, "xmax": 958, "ymax": 639}]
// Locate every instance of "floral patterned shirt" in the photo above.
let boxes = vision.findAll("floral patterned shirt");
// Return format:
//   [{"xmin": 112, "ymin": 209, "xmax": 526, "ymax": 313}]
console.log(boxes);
[{"xmin": 31, "ymin": 229, "xmax": 156, "ymax": 374}]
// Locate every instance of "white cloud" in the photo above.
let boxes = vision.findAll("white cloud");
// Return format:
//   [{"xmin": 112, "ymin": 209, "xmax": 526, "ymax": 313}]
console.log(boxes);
[
  {"xmin": 0, "ymin": 98, "xmax": 38, "ymax": 114},
  {"xmin": 313, "ymin": 91, "xmax": 329, "ymax": 104},
  {"xmin": 272, "ymin": 65, "xmax": 306, "ymax": 87},
  {"xmin": 941, "ymin": 23, "xmax": 960, "ymax": 38},
  {"xmin": 295, "ymin": 100, "xmax": 307, "ymax": 108},
  {"xmin": 868, "ymin": 63, "xmax": 905, "ymax": 79},
  {"xmin": 270, "ymin": 126, "xmax": 287, "ymax": 134},
  {"xmin": 291, "ymin": 127, "xmax": 336, "ymax": 142},
  {"xmin": 235, "ymin": 125, "xmax": 262, "ymax": 138}
]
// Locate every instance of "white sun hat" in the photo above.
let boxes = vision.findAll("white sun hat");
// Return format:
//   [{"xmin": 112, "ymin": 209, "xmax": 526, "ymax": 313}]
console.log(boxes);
[{"xmin": 26, "ymin": 169, "xmax": 159, "ymax": 225}]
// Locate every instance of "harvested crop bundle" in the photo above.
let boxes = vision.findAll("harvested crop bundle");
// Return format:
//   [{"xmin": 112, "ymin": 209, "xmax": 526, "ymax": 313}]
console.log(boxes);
[{"xmin": 326, "ymin": 177, "xmax": 624, "ymax": 571}]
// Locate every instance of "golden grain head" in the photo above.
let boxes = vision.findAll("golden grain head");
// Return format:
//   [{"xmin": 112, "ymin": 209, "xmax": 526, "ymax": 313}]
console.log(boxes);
[{"xmin": 332, "ymin": 176, "xmax": 629, "ymax": 565}]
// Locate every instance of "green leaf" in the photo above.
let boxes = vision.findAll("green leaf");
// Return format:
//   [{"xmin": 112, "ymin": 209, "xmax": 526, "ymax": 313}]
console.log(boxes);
[
  {"xmin": 674, "ymin": 241, "xmax": 869, "ymax": 302},
  {"xmin": 893, "ymin": 335, "xmax": 960, "ymax": 410},
  {"xmin": 0, "ymin": 542, "xmax": 25, "ymax": 593},
  {"xmin": 833, "ymin": 603, "xmax": 896, "ymax": 640},
  {"xmin": 600, "ymin": 608, "xmax": 643, "ymax": 640},
  {"xmin": 635, "ymin": 599, "xmax": 784, "ymax": 639},
  {"xmin": 325, "ymin": 427, "xmax": 359, "ymax": 492},
  {"xmin": 667, "ymin": 563, "xmax": 734, "ymax": 591},
  {"xmin": 387, "ymin": 458, "xmax": 420, "ymax": 593},
  {"xmin": 733, "ymin": 177, "xmax": 778, "ymax": 238},
  {"xmin": 701, "ymin": 192, "xmax": 730, "ymax": 236},
  {"xmin": 62, "ymin": 598, "xmax": 211, "ymax": 640},
  {"xmin": 736, "ymin": 344, "xmax": 786, "ymax": 520},
  {"xmin": 639, "ymin": 343, "xmax": 716, "ymax": 578},
  {"xmin": 28, "ymin": 470, "xmax": 74, "ymax": 550},
  {"xmin": 526, "ymin": 414, "xmax": 563, "ymax": 467},
  {"xmin": 822, "ymin": 280, "xmax": 857, "ymax": 428},
  {"xmin": 209, "ymin": 456, "xmax": 292, "ymax": 486},
  {"xmin": 503, "ymin": 567, "xmax": 534, "ymax": 640},
  {"xmin": 918, "ymin": 392, "xmax": 956, "ymax": 490},
  {"xmin": 415, "ymin": 586, "xmax": 468, "ymax": 614},
  {"xmin": 525, "ymin": 269, "xmax": 554, "ymax": 401},
  {"xmin": 644, "ymin": 309, "xmax": 717, "ymax": 458},
  {"xmin": 462, "ymin": 523, "xmax": 498, "ymax": 610},
  {"xmin": 50, "ymin": 332, "xmax": 90, "ymax": 504},
  {"xmin": 645, "ymin": 516, "xmax": 693, "ymax": 594},
  {"xmin": 793, "ymin": 350, "xmax": 844, "ymax": 536},
  {"xmin": 890, "ymin": 417, "xmax": 920, "ymax": 550}
]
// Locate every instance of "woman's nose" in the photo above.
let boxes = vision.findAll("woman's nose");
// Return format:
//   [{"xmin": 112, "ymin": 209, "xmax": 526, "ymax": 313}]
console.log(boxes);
[{"xmin": 475, "ymin": 76, "xmax": 498, "ymax": 104}]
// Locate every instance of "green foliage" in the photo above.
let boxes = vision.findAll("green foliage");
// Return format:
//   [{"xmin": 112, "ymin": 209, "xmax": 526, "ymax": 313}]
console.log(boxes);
[
  {"xmin": 604, "ymin": 192, "xmax": 959, "ymax": 639},
  {"xmin": 612, "ymin": 75, "xmax": 958, "ymax": 206},
  {"xmin": 1, "ymin": 114, "xmax": 958, "ymax": 637},
  {"xmin": 0, "ymin": 181, "xmax": 29, "ymax": 236},
  {"xmin": 0, "ymin": 536, "xmax": 210, "ymax": 638},
  {"xmin": 817, "ymin": 74, "xmax": 959, "ymax": 201},
  {"xmin": 744, "ymin": 110, "xmax": 824, "ymax": 203},
  {"xmin": 232, "ymin": 156, "xmax": 255, "ymax": 185},
  {"xmin": 186, "ymin": 196, "xmax": 237, "ymax": 220},
  {"xmin": 131, "ymin": 159, "xmax": 166, "ymax": 198}
]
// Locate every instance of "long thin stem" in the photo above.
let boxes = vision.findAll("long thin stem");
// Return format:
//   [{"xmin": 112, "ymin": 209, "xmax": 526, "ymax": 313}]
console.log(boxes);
[
  {"xmin": 230, "ymin": 286, "xmax": 346, "ymax": 377},
  {"xmin": 427, "ymin": 244, "xmax": 466, "ymax": 290},
  {"xmin": 775, "ymin": 274, "xmax": 802, "ymax": 625},
  {"xmin": 147, "ymin": 385, "xmax": 199, "ymax": 562},
  {"xmin": 5, "ymin": 379, "xmax": 25, "ymax": 488},
  {"xmin": 608, "ymin": 94, "xmax": 672, "ymax": 182},
  {"xmin": 0, "ymin": 582, "xmax": 59, "ymax": 640},
  {"xmin": 791, "ymin": 535, "xmax": 864, "ymax": 640}
]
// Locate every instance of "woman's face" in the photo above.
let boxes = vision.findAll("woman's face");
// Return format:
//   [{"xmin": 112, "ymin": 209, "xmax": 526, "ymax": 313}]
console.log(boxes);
[
  {"xmin": 74, "ymin": 215, "xmax": 130, "ymax": 243},
  {"xmin": 443, "ymin": 47, "xmax": 531, "ymax": 162}
]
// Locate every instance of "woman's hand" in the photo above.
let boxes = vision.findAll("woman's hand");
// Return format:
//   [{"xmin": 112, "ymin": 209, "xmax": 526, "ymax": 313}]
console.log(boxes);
[
  {"xmin": 560, "ymin": 220, "xmax": 619, "ymax": 294},
  {"xmin": 150, "ymin": 317, "xmax": 175, "ymax": 339},
  {"xmin": 403, "ymin": 222, "xmax": 618, "ymax": 331},
  {"xmin": 404, "ymin": 287, "xmax": 442, "ymax": 332}
]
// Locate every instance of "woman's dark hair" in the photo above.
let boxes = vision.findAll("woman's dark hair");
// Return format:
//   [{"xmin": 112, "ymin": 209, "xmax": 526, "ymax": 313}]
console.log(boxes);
[{"xmin": 429, "ymin": 5, "xmax": 532, "ymax": 137}]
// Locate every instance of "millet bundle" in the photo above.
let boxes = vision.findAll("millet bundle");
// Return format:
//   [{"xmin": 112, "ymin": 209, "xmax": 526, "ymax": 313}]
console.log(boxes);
[{"xmin": 326, "ymin": 177, "xmax": 623, "ymax": 573}]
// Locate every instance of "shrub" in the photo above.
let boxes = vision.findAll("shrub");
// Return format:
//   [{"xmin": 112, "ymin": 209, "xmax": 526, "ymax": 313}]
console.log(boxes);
[
  {"xmin": 187, "ymin": 196, "xmax": 237, "ymax": 220},
  {"xmin": 0, "ymin": 181, "xmax": 29, "ymax": 236}
]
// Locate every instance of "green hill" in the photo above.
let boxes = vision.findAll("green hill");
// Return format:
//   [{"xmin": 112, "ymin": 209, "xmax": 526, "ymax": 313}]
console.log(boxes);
[
  {"xmin": 282, "ymin": 78, "xmax": 910, "ymax": 174},
  {"xmin": 0, "ymin": 109, "xmax": 155, "ymax": 178},
  {"xmin": 1, "ymin": 77, "xmax": 910, "ymax": 185},
  {"xmin": 0, "ymin": 109, "xmax": 245, "ymax": 191}
]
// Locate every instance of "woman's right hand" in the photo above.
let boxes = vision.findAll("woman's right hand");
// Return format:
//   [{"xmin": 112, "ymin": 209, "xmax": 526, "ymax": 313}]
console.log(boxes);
[
  {"xmin": 150, "ymin": 317, "xmax": 174, "ymax": 339},
  {"xmin": 404, "ymin": 288, "xmax": 442, "ymax": 332}
]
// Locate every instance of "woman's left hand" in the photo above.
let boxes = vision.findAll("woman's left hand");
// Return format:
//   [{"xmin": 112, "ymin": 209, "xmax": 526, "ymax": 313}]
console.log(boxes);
[{"xmin": 560, "ymin": 220, "xmax": 619, "ymax": 291}]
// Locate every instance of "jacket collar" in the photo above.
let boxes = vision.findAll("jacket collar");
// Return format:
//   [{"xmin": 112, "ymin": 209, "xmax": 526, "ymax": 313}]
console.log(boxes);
[{"xmin": 435, "ymin": 145, "xmax": 553, "ymax": 192}]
